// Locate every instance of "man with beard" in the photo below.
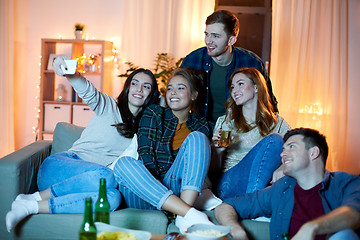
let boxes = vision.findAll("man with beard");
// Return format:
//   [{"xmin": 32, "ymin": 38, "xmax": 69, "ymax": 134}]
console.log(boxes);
[
  {"xmin": 180, "ymin": 10, "xmax": 278, "ymax": 123},
  {"xmin": 214, "ymin": 128, "xmax": 360, "ymax": 240}
]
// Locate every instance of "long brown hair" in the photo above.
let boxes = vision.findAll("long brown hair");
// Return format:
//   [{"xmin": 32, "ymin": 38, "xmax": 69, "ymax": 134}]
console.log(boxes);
[
  {"xmin": 225, "ymin": 68, "xmax": 277, "ymax": 137},
  {"xmin": 113, "ymin": 68, "xmax": 159, "ymax": 138}
]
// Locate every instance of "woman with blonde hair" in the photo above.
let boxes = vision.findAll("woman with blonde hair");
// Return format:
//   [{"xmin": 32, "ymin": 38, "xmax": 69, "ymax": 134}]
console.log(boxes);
[{"xmin": 212, "ymin": 67, "xmax": 291, "ymax": 199}]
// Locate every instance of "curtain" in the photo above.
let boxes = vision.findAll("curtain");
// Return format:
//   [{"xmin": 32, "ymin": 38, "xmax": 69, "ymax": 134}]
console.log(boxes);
[
  {"xmin": 271, "ymin": 0, "xmax": 348, "ymax": 172},
  {"xmin": 118, "ymin": 0, "xmax": 215, "ymax": 68},
  {"xmin": 0, "ymin": 0, "xmax": 15, "ymax": 158}
]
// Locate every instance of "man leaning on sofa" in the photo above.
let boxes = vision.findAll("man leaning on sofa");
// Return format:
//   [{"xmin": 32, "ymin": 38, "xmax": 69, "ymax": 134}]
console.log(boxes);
[{"xmin": 215, "ymin": 128, "xmax": 360, "ymax": 240}]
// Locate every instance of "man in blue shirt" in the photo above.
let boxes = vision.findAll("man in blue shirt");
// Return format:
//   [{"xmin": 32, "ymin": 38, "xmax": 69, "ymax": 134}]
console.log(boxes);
[
  {"xmin": 180, "ymin": 10, "xmax": 278, "ymax": 122},
  {"xmin": 214, "ymin": 128, "xmax": 360, "ymax": 240}
]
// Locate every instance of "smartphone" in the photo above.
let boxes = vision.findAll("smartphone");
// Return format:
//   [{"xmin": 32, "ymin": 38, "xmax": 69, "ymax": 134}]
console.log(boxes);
[{"xmin": 61, "ymin": 60, "xmax": 78, "ymax": 75}]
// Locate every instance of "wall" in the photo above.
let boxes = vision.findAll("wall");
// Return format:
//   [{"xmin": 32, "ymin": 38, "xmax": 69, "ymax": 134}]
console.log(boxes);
[
  {"xmin": 13, "ymin": 0, "xmax": 213, "ymax": 149},
  {"xmin": 15, "ymin": 0, "xmax": 127, "ymax": 148}
]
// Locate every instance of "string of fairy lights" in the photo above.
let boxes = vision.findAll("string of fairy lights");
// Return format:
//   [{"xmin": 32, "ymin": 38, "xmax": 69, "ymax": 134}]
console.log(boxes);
[
  {"xmin": 32, "ymin": 41, "xmax": 121, "ymax": 141},
  {"xmin": 32, "ymin": 56, "xmax": 42, "ymax": 140}
]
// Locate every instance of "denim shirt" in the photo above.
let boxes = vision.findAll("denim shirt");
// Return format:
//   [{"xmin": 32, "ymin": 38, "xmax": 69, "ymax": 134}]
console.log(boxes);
[
  {"xmin": 137, "ymin": 104, "xmax": 211, "ymax": 179},
  {"xmin": 180, "ymin": 46, "xmax": 278, "ymax": 117},
  {"xmin": 225, "ymin": 171, "xmax": 360, "ymax": 240}
]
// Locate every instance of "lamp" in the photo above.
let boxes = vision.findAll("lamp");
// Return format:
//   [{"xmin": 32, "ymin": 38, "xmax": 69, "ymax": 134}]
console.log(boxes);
[{"xmin": 56, "ymin": 83, "xmax": 66, "ymax": 102}]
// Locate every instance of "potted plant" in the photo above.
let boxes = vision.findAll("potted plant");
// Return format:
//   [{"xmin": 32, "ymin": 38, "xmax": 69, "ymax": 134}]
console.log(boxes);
[
  {"xmin": 74, "ymin": 23, "xmax": 85, "ymax": 39},
  {"xmin": 153, "ymin": 53, "xmax": 184, "ymax": 95}
]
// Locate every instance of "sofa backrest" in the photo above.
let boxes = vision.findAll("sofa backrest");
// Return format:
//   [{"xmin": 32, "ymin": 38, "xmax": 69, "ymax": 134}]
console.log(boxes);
[{"xmin": 50, "ymin": 122, "xmax": 85, "ymax": 155}]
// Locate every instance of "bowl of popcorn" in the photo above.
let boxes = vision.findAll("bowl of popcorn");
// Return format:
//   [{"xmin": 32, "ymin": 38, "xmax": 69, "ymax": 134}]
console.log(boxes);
[{"xmin": 185, "ymin": 224, "xmax": 231, "ymax": 240}]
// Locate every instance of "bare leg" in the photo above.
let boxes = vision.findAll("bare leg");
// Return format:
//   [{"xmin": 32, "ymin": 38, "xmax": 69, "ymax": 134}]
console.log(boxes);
[
  {"xmin": 15, "ymin": 188, "xmax": 52, "ymax": 202},
  {"xmin": 163, "ymin": 194, "xmax": 214, "ymax": 234},
  {"xmin": 180, "ymin": 190, "xmax": 199, "ymax": 207},
  {"xmin": 161, "ymin": 195, "xmax": 191, "ymax": 216},
  {"xmin": 38, "ymin": 200, "xmax": 50, "ymax": 214},
  {"xmin": 40, "ymin": 188, "xmax": 52, "ymax": 200}
]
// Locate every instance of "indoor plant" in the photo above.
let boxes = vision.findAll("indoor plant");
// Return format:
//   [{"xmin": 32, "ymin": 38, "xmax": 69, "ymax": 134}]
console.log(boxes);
[
  {"xmin": 119, "ymin": 53, "xmax": 184, "ymax": 95},
  {"xmin": 74, "ymin": 23, "xmax": 85, "ymax": 39}
]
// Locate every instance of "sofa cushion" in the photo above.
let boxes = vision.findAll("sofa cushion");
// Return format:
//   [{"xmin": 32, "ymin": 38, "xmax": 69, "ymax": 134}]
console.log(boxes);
[{"xmin": 50, "ymin": 122, "xmax": 85, "ymax": 155}]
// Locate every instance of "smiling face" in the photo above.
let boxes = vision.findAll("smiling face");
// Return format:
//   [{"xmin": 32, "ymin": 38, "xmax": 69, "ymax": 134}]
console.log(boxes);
[
  {"xmin": 281, "ymin": 135, "xmax": 312, "ymax": 178},
  {"xmin": 127, "ymin": 72, "xmax": 153, "ymax": 115},
  {"xmin": 204, "ymin": 23, "xmax": 232, "ymax": 58},
  {"xmin": 230, "ymin": 72, "xmax": 258, "ymax": 107},
  {"xmin": 166, "ymin": 75, "xmax": 197, "ymax": 116}
]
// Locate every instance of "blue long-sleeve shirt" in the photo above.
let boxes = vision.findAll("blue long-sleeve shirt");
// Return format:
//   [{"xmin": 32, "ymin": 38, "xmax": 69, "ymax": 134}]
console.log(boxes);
[{"xmin": 225, "ymin": 171, "xmax": 360, "ymax": 240}]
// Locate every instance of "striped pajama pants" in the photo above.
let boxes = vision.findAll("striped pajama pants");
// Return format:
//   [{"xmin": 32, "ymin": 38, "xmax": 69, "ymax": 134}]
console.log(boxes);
[{"xmin": 113, "ymin": 131, "xmax": 211, "ymax": 210}]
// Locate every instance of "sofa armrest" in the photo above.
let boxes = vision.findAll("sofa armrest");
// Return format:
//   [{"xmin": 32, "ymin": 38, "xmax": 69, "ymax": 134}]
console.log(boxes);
[
  {"xmin": 0, "ymin": 140, "xmax": 52, "ymax": 195},
  {"xmin": 0, "ymin": 140, "xmax": 52, "ymax": 238}
]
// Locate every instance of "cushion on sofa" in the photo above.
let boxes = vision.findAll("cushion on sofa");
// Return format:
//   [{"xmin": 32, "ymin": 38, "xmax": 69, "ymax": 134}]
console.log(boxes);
[{"xmin": 50, "ymin": 122, "xmax": 85, "ymax": 155}]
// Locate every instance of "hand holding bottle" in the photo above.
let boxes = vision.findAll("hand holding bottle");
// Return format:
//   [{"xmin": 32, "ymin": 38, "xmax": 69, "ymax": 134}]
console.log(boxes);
[{"xmin": 213, "ymin": 108, "xmax": 233, "ymax": 148}]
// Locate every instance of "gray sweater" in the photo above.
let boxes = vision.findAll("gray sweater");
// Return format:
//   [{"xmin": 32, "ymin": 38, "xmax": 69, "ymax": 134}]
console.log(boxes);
[{"xmin": 68, "ymin": 76, "xmax": 132, "ymax": 166}]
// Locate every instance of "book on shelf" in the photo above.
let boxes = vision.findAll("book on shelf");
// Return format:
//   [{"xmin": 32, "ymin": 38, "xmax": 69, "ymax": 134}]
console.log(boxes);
[{"xmin": 71, "ymin": 89, "xmax": 82, "ymax": 103}]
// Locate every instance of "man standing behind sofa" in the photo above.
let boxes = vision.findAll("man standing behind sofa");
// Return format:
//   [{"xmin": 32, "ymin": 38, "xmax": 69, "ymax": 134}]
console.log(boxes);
[
  {"xmin": 180, "ymin": 10, "xmax": 278, "ymax": 123},
  {"xmin": 214, "ymin": 128, "xmax": 360, "ymax": 240}
]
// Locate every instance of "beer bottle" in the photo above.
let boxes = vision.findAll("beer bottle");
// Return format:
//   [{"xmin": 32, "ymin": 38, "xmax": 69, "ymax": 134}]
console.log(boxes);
[
  {"xmin": 94, "ymin": 178, "xmax": 110, "ymax": 224},
  {"xmin": 79, "ymin": 198, "xmax": 97, "ymax": 240},
  {"xmin": 219, "ymin": 108, "xmax": 232, "ymax": 148}
]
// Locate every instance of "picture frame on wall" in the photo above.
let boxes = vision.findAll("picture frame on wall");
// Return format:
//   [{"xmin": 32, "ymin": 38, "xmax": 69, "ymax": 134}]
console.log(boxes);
[{"xmin": 47, "ymin": 54, "xmax": 69, "ymax": 70}]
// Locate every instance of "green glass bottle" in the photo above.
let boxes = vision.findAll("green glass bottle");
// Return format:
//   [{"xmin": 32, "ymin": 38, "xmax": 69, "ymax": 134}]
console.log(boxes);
[
  {"xmin": 94, "ymin": 178, "xmax": 110, "ymax": 224},
  {"xmin": 282, "ymin": 232, "xmax": 290, "ymax": 240},
  {"xmin": 79, "ymin": 198, "xmax": 97, "ymax": 240}
]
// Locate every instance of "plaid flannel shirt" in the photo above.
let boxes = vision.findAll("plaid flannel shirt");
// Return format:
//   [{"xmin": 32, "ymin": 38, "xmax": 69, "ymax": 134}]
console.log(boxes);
[
  {"xmin": 137, "ymin": 104, "xmax": 211, "ymax": 179},
  {"xmin": 180, "ymin": 46, "xmax": 278, "ymax": 116}
]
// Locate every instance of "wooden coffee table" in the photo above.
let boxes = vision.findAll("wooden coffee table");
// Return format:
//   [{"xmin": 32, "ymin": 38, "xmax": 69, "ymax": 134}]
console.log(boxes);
[{"xmin": 150, "ymin": 234, "xmax": 183, "ymax": 240}]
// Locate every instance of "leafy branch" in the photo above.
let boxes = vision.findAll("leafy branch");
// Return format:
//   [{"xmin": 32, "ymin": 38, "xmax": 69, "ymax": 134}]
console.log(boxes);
[{"xmin": 118, "ymin": 53, "xmax": 184, "ymax": 95}]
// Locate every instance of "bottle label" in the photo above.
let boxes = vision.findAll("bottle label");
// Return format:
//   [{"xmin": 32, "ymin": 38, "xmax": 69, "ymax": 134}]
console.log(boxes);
[{"xmin": 219, "ymin": 131, "xmax": 231, "ymax": 147}]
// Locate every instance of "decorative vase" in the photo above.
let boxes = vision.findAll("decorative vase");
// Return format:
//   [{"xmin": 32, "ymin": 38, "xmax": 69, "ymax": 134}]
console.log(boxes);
[{"xmin": 75, "ymin": 30, "xmax": 84, "ymax": 40}]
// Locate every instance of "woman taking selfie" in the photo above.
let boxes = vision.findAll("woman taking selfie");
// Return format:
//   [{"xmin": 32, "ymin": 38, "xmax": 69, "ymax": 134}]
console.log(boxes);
[{"xmin": 6, "ymin": 57, "xmax": 159, "ymax": 232}]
